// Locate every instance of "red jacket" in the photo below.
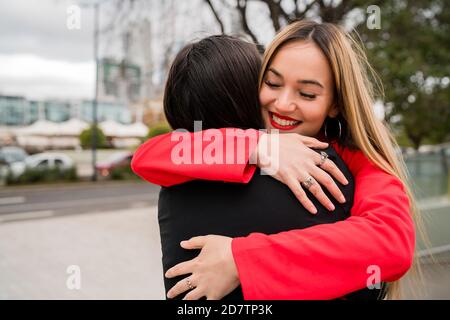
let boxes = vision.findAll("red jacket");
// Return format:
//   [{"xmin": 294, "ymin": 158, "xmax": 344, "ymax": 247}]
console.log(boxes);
[{"xmin": 131, "ymin": 128, "xmax": 415, "ymax": 299}]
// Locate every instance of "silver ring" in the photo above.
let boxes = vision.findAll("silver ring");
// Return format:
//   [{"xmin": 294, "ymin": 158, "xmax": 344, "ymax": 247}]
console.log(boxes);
[
  {"xmin": 301, "ymin": 176, "xmax": 315, "ymax": 190},
  {"xmin": 319, "ymin": 151, "xmax": 328, "ymax": 167},
  {"xmin": 186, "ymin": 277, "xmax": 194, "ymax": 290}
]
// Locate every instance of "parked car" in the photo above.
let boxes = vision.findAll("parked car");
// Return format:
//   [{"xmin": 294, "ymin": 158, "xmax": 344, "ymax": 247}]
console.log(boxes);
[
  {"xmin": 0, "ymin": 146, "xmax": 28, "ymax": 165},
  {"xmin": 0, "ymin": 146, "xmax": 29, "ymax": 181},
  {"xmin": 9, "ymin": 152, "xmax": 75, "ymax": 178},
  {"xmin": 95, "ymin": 151, "xmax": 133, "ymax": 178}
]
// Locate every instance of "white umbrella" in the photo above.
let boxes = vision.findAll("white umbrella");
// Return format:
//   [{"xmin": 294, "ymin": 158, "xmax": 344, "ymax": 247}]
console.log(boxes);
[
  {"xmin": 58, "ymin": 118, "xmax": 89, "ymax": 136},
  {"xmin": 14, "ymin": 120, "xmax": 60, "ymax": 136},
  {"xmin": 99, "ymin": 120, "xmax": 126, "ymax": 137},
  {"xmin": 125, "ymin": 122, "xmax": 148, "ymax": 138}
]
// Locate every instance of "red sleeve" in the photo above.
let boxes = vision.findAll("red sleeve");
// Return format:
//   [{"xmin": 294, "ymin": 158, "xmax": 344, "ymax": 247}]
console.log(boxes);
[
  {"xmin": 131, "ymin": 128, "xmax": 263, "ymax": 187},
  {"xmin": 231, "ymin": 146, "xmax": 416, "ymax": 300}
]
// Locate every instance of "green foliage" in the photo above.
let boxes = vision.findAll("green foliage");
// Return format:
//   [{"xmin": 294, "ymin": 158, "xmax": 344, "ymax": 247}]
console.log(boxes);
[
  {"xmin": 356, "ymin": 0, "xmax": 450, "ymax": 149},
  {"xmin": 6, "ymin": 167, "xmax": 78, "ymax": 185},
  {"xmin": 80, "ymin": 125, "xmax": 107, "ymax": 149},
  {"xmin": 146, "ymin": 123, "xmax": 172, "ymax": 140},
  {"xmin": 110, "ymin": 165, "xmax": 140, "ymax": 180}
]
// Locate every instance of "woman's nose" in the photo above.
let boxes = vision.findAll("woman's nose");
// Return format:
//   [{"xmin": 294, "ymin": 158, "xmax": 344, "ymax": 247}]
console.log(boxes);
[{"xmin": 274, "ymin": 90, "xmax": 297, "ymax": 113}]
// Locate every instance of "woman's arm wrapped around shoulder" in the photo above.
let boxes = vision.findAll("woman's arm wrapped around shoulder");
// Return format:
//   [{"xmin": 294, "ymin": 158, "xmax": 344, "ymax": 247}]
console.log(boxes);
[
  {"xmin": 231, "ymin": 146, "xmax": 416, "ymax": 300},
  {"xmin": 131, "ymin": 128, "xmax": 263, "ymax": 186},
  {"xmin": 131, "ymin": 128, "xmax": 341, "ymax": 211}
]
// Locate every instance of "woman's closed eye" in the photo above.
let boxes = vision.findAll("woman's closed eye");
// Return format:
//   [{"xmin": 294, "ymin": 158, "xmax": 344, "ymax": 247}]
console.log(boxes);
[
  {"xmin": 299, "ymin": 92, "xmax": 316, "ymax": 100},
  {"xmin": 265, "ymin": 79, "xmax": 317, "ymax": 100},
  {"xmin": 265, "ymin": 80, "xmax": 316, "ymax": 99},
  {"xmin": 264, "ymin": 80, "xmax": 281, "ymax": 88}
]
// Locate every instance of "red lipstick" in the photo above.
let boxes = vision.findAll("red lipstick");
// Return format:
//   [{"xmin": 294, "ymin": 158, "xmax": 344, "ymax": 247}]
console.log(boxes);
[{"xmin": 268, "ymin": 112, "xmax": 302, "ymax": 131}]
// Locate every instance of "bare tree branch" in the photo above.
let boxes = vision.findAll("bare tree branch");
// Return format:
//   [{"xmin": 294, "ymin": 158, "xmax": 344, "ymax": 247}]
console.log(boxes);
[
  {"xmin": 204, "ymin": 0, "xmax": 225, "ymax": 34},
  {"xmin": 318, "ymin": 0, "xmax": 344, "ymax": 23},
  {"xmin": 236, "ymin": 0, "xmax": 260, "ymax": 44},
  {"xmin": 294, "ymin": 0, "xmax": 299, "ymax": 15},
  {"xmin": 260, "ymin": 0, "xmax": 282, "ymax": 30},
  {"xmin": 260, "ymin": 0, "xmax": 320, "ymax": 30},
  {"xmin": 273, "ymin": 0, "xmax": 292, "ymax": 23},
  {"xmin": 295, "ymin": 0, "xmax": 319, "ymax": 21}
]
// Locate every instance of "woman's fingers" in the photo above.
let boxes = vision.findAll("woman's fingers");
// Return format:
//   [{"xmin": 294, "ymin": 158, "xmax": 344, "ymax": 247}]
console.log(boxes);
[
  {"xmin": 298, "ymin": 136, "xmax": 329, "ymax": 149},
  {"xmin": 180, "ymin": 236, "xmax": 208, "ymax": 249},
  {"xmin": 310, "ymin": 165, "xmax": 346, "ymax": 204},
  {"xmin": 182, "ymin": 288, "xmax": 204, "ymax": 300},
  {"xmin": 297, "ymin": 136, "xmax": 348, "ymax": 186},
  {"xmin": 206, "ymin": 293, "xmax": 221, "ymax": 300},
  {"xmin": 167, "ymin": 276, "xmax": 195, "ymax": 299},
  {"xmin": 316, "ymin": 156, "xmax": 349, "ymax": 186},
  {"xmin": 266, "ymin": 133, "xmax": 349, "ymax": 212},
  {"xmin": 285, "ymin": 177, "xmax": 317, "ymax": 214},
  {"xmin": 302, "ymin": 176, "xmax": 336, "ymax": 211},
  {"xmin": 165, "ymin": 260, "xmax": 194, "ymax": 278}
]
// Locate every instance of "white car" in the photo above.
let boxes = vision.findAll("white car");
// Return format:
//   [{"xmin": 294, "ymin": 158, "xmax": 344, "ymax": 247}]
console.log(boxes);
[
  {"xmin": 0, "ymin": 146, "xmax": 29, "ymax": 182},
  {"xmin": 0, "ymin": 146, "xmax": 28, "ymax": 165},
  {"xmin": 9, "ymin": 153, "xmax": 75, "ymax": 178}
]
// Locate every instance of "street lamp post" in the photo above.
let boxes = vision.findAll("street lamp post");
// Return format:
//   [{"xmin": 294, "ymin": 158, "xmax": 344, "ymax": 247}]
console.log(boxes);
[{"xmin": 91, "ymin": 2, "xmax": 99, "ymax": 182}]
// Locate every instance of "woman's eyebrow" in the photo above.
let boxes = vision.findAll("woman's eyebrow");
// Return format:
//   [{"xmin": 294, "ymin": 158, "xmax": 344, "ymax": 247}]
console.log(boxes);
[
  {"xmin": 298, "ymin": 79, "xmax": 324, "ymax": 89},
  {"xmin": 269, "ymin": 67, "xmax": 324, "ymax": 89},
  {"xmin": 268, "ymin": 68, "xmax": 282, "ymax": 78}
]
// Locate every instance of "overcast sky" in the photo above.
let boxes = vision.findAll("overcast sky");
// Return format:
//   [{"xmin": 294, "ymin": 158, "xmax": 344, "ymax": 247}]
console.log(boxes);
[
  {"xmin": 0, "ymin": 0, "xmax": 97, "ymax": 100},
  {"xmin": 0, "ymin": 0, "xmax": 359, "ymax": 102},
  {"xmin": 0, "ymin": 0, "xmax": 249, "ymax": 100}
]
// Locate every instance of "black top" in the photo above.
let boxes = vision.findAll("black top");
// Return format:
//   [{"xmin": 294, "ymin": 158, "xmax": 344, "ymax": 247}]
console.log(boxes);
[{"xmin": 158, "ymin": 146, "xmax": 386, "ymax": 300}]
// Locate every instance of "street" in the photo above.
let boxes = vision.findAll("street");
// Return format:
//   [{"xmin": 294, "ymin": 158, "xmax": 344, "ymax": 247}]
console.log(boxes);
[{"xmin": 0, "ymin": 181, "xmax": 160, "ymax": 222}]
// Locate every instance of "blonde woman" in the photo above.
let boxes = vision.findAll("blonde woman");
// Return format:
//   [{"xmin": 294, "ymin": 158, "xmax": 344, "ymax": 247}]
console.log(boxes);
[{"xmin": 132, "ymin": 20, "xmax": 417, "ymax": 300}]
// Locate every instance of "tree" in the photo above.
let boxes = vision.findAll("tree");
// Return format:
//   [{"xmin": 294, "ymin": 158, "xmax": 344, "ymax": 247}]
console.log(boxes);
[
  {"xmin": 79, "ymin": 126, "xmax": 107, "ymax": 149},
  {"xmin": 204, "ymin": 0, "xmax": 449, "ymax": 148},
  {"xmin": 103, "ymin": 0, "xmax": 449, "ymax": 149},
  {"xmin": 356, "ymin": 0, "xmax": 450, "ymax": 148},
  {"xmin": 146, "ymin": 123, "xmax": 172, "ymax": 140},
  {"xmin": 202, "ymin": 0, "xmax": 384, "ymax": 45}
]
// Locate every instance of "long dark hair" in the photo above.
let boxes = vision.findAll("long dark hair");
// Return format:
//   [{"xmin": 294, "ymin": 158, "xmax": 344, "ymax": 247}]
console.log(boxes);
[{"xmin": 163, "ymin": 35, "xmax": 264, "ymax": 131}]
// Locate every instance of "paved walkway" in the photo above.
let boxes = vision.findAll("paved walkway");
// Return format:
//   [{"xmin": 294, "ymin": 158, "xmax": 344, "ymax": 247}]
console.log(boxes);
[
  {"xmin": 0, "ymin": 205, "xmax": 449, "ymax": 299},
  {"xmin": 0, "ymin": 206, "xmax": 165, "ymax": 299}
]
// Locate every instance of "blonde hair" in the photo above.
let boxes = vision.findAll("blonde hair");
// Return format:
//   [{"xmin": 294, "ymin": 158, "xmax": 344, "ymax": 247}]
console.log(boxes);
[{"xmin": 259, "ymin": 20, "xmax": 427, "ymax": 299}]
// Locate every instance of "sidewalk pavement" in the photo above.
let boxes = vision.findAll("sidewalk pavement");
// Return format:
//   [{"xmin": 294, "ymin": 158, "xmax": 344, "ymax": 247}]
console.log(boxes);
[
  {"xmin": 0, "ymin": 206, "xmax": 165, "ymax": 299},
  {"xmin": 0, "ymin": 204, "xmax": 449, "ymax": 299}
]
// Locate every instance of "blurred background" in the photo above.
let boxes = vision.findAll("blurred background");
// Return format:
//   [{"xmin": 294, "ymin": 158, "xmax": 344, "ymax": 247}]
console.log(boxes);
[{"xmin": 0, "ymin": 0, "xmax": 448, "ymax": 299}]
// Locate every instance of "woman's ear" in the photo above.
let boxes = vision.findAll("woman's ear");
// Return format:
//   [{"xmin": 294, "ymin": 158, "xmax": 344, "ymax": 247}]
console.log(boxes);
[{"xmin": 327, "ymin": 104, "xmax": 339, "ymax": 118}]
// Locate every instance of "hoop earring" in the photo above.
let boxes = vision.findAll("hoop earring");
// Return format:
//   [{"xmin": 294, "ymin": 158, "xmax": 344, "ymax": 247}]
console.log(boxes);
[{"xmin": 324, "ymin": 117, "xmax": 342, "ymax": 141}]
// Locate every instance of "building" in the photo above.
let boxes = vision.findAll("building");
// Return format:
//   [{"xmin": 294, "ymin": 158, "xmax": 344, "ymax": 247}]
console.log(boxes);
[
  {"xmin": 98, "ymin": 58, "xmax": 142, "ymax": 104},
  {"xmin": 0, "ymin": 94, "xmax": 142, "ymax": 150},
  {"xmin": 0, "ymin": 95, "xmax": 38, "ymax": 126},
  {"xmin": 0, "ymin": 95, "xmax": 133, "ymax": 126}
]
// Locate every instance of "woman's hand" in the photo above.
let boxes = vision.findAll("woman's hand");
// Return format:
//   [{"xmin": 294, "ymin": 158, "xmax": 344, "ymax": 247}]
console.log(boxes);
[
  {"xmin": 165, "ymin": 235, "xmax": 240, "ymax": 300},
  {"xmin": 251, "ymin": 133, "xmax": 348, "ymax": 214}
]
